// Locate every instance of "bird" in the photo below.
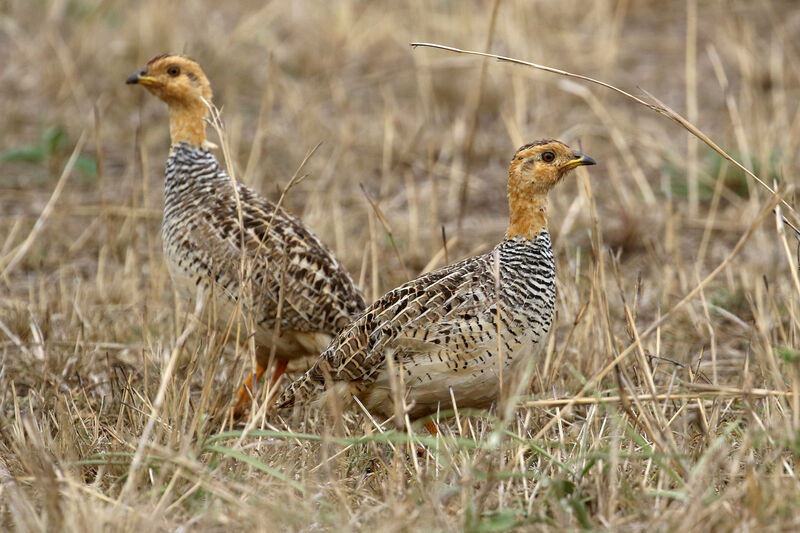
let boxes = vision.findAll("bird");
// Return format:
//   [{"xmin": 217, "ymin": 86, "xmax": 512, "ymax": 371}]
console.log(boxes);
[
  {"xmin": 276, "ymin": 140, "xmax": 595, "ymax": 432},
  {"xmin": 126, "ymin": 54, "xmax": 367, "ymax": 417}
]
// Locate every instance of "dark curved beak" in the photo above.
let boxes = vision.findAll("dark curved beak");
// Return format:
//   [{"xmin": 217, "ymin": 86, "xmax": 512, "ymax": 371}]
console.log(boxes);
[
  {"xmin": 126, "ymin": 69, "xmax": 144, "ymax": 84},
  {"xmin": 573, "ymin": 151, "xmax": 596, "ymax": 166},
  {"xmin": 564, "ymin": 151, "xmax": 596, "ymax": 169},
  {"xmin": 126, "ymin": 69, "xmax": 158, "ymax": 86}
]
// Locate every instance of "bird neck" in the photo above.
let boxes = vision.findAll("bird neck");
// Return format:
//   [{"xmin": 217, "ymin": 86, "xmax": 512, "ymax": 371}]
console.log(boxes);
[
  {"xmin": 505, "ymin": 192, "xmax": 548, "ymax": 241},
  {"xmin": 168, "ymin": 101, "xmax": 208, "ymax": 148}
]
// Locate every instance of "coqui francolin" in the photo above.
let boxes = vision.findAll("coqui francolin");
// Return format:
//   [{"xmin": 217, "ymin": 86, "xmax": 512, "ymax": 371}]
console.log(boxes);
[
  {"xmin": 276, "ymin": 140, "xmax": 595, "ymax": 432},
  {"xmin": 126, "ymin": 55, "xmax": 367, "ymax": 417}
]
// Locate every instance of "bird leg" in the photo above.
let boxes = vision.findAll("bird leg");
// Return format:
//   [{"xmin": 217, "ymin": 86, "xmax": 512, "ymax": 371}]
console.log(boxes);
[
  {"xmin": 424, "ymin": 420, "xmax": 439, "ymax": 436},
  {"xmin": 268, "ymin": 359, "xmax": 289, "ymax": 394},
  {"xmin": 232, "ymin": 359, "xmax": 289, "ymax": 419},
  {"xmin": 415, "ymin": 420, "xmax": 440, "ymax": 457},
  {"xmin": 232, "ymin": 363, "xmax": 267, "ymax": 419}
]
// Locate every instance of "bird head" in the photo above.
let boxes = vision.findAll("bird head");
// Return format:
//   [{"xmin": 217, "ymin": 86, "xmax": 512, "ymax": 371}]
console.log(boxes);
[
  {"xmin": 126, "ymin": 55, "xmax": 215, "ymax": 148},
  {"xmin": 126, "ymin": 54, "xmax": 213, "ymax": 106},
  {"xmin": 505, "ymin": 139, "xmax": 595, "ymax": 239},
  {"xmin": 508, "ymin": 139, "xmax": 595, "ymax": 197}
]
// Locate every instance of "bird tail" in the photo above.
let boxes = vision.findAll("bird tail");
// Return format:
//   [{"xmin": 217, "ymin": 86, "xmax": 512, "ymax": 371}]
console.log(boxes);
[
  {"xmin": 275, "ymin": 363, "xmax": 350, "ymax": 410},
  {"xmin": 275, "ymin": 372, "xmax": 318, "ymax": 409}
]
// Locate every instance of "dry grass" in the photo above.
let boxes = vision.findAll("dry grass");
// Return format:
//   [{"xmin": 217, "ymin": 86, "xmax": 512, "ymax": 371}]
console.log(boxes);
[{"xmin": 2, "ymin": 0, "xmax": 800, "ymax": 530}]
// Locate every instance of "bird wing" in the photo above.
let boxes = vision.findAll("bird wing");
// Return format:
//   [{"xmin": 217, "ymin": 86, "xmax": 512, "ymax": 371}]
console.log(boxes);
[
  {"xmin": 237, "ymin": 185, "xmax": 367, "ymax": 331},
  {"xmin": 193, "ymin": 167, "xmax": 366, "ymax": 334},
  {"xmin": 277, "ymin": 250, "xmax": 504, "ymax": 407}
]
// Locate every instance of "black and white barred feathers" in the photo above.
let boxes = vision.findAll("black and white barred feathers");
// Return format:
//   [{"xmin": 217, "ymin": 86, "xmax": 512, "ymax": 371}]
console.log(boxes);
[
  {"xmin": 162, "ymin": 143, "xmax": 366, "ymax": 355},
  {"xmin": 276, "ymin": 231, "xmax": 556, "ymax": 420}
]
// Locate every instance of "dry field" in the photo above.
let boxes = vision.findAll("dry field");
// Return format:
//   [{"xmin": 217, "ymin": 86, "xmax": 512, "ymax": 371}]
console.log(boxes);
[{"xmin": 2, "ymin": 0, "xmax": 800, "ymax": 530}]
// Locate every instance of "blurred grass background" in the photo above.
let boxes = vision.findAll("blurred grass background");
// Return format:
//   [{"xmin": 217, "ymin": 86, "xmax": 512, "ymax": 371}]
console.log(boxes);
[{"xmin": 2, "ymin": 0, "xmax": 800, "ymax": 530}]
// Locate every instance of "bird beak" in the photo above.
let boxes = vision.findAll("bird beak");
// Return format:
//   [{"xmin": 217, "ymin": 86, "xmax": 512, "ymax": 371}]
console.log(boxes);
[
  {"xmin": 563, "ymin": 151, "xmax": 596, "ymax": 170},
  {"xmin": 126, "ymin": 69, "xmax": 159, "ymax": 86}
]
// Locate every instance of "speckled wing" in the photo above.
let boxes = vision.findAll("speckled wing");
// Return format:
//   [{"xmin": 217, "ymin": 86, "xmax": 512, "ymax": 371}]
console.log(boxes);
[
  {"xmin": 276, "ymin": 251, "xmax": 504, "ymax": 407},
  {"xmin": 231, "ymin": 185, "xmax": 366, "ymax": 333},
  {"xmin": 163, "ymin": 145, "xmax": 366, "ymax": 337}
]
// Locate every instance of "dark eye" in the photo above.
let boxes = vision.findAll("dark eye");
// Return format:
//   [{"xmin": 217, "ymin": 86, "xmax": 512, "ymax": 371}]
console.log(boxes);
[
  {"xmin": 167, "ymin": 65, "xmax": 181, "ymax": 77},
  {"xmin": 542, "ymin": 151, "xmax": 555, "ymax": 163}
]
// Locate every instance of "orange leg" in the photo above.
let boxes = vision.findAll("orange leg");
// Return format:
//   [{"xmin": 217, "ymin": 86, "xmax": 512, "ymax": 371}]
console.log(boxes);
[
  {"xmin": 416, "ymin": 420, "xmax": 440, "ymax": 457},
  {"xmin": 424, "ymin": 420, "xmax": 439, "ymax": 436},
  {"xmin": 232, "ymin": 359, "xmax": 289, "ymax": 419},
  {"xmin": 268, "ymin": 359, "xmax": 289, "ymax": 395},
  {"xmin": 232, "ymin": 363, "xmax": 267, "ymax": 419}
]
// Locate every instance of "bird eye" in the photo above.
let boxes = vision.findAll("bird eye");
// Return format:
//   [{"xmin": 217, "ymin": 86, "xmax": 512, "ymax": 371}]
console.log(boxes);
[
  {"xmin": 542, "ymin": 151, "xmax": 555, "ymax": 163},
  {"xmin": 167, "ymin": 65, "xmax": 181, "ymax": 77}
]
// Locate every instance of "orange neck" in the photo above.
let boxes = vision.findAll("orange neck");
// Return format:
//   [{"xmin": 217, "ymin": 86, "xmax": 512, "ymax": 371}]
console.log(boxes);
[
  {"xmin": 168, "ymin": 101, "xmax": 207, "ymax": 148},
  {"xmin": 505, "ymin": 193, "xmax": 548, "ymax": 240}
]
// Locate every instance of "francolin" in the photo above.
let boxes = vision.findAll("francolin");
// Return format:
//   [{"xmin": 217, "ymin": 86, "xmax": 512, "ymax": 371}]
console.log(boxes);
[
  {"xmin": 126, "ymin": 55, "xmax": 366, "ymax": 417},
  {"xmin": 276, "ymin": 140, "xmax": 595, "ymax": 431}
]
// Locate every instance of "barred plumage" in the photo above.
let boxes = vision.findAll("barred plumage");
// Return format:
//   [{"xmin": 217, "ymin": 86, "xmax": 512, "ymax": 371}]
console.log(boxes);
[
  {"xmin": 163, "ymin": 144, "xmax": 364, "ymax": 340},
  {"xmin": 127, "ymin": 55, "xmax": 366, "ymax": 416},
  {"xmin": 278, "ymin": 233, "xmax": 555, "ymax": 420},
  {"xmin": 277, "ymin": 140, "xmax": 596, "ymax": 426}
]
